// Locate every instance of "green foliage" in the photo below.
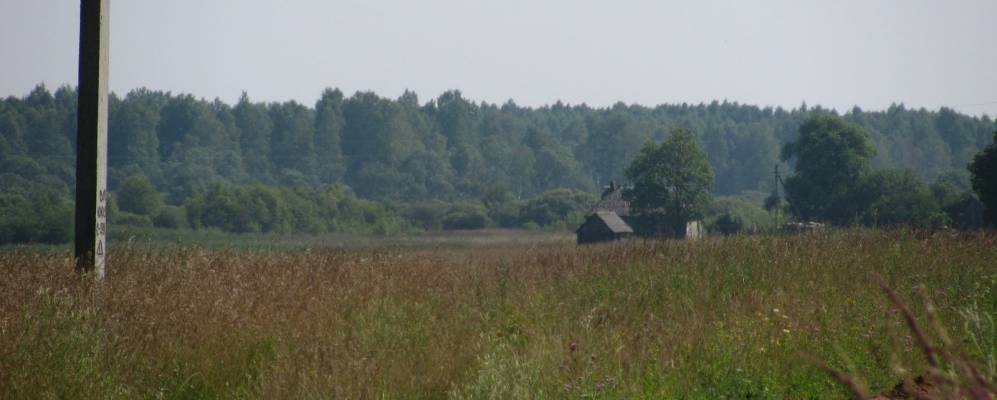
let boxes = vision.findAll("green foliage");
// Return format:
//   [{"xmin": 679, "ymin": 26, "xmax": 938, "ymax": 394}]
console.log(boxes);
[
  {"xmin": 518, "ymin": 188, "xmax": 595, "ymax": 228},
  {"xmin": 2, "ymin": 85, "xmax": 995, "ymax": 238},
  {"xmin": 314, "ymin": 88, "xmax": 347, "ymax": 184},
  {"xmin": 152, "ymin": 205, "xmax": 188, "ymax": 229},
  {"xmin": 931, "ymin": 185, "xmax": 986, "ymax": 230},
  {"xmin": 852, "ymin": 169, "xmax": 946, "ymax": 228},
  {"xmin": 184, "ymin": 183, "xmax": 262, "ymax": 233},
  {"xmin": 782, "ymin": 114, "xmax": 876, "ymax": 223},
  {"xmin": 6, "ymin": 85, "xmax": 992, "ymax": 209},
  {"xmin": 481, "ymin": 187, "xmax": 524, "ymax": 228},
  {"xmin": 969, "ymin": 130, "xmax": 997, "ymax": 226},
  {"xmin": 4, "ymin": 290, "xmax": 128, "ymax": 399},
  {"xmin": 108, "ymin": 89, "xmax": 163, "ymax": 186},
  {"xmin": 709, "ymin": 213, "xmax": 744, "ymax": 236},
  {"xmin": 3, "ymin": 289, "xmax": 279, "ymax": 399},
  {"xmin": 116, "ymin": 174, "xmax": 163, "ymax": 215},
  {"xmin": 402, "ymin": 200, "xmax": 450, "ymax": 231},
  {"xmin": 625, "ymin": 128, "xmax": 714, "ymax": 236},
  {"xmin": 183, "ymin": 183, "xmax": 408, "ymax": 235},
  {"xmin": 706, "ymin": 197, "xmax": 775, "ymax": 235},
  {"xmin": 0, "ymin": 189, "xmax": 72, "ymax": 244},
  {"xmin": 442, "ymin": 202, "xmax": 491, "ymax": 230},
  {"xmin": 780, "ymin": 114, "xmax": 987, "ymax": 229},
  {"xmin": 1, "ymin": 232, "xmax": 995, "ymax": 397},
  {"xmin": 579, "ymin": 111, "xmax": 649, "ymax": 186}
]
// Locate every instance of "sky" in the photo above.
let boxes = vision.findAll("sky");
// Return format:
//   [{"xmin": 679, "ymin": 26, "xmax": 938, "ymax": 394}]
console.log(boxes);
[{"xmin": 2, "ymin": 0, "xmax": 996, "ymax": 116}]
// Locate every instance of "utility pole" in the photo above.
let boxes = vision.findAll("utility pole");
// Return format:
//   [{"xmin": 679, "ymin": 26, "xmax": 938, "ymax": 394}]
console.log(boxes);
[
  {"xmin": 75, "ymin": 0, "xmax": 110, "ymax": 278},
  {"xmin": 772, "ymin": 164, "xmax": 781, "ymax": 224}
]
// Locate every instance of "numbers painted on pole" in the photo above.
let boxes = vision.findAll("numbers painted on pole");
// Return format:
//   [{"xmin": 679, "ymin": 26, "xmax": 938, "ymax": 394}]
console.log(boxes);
[{"xmin": 95, "ymin": 188, "xmax": 106, "ymax": 258}]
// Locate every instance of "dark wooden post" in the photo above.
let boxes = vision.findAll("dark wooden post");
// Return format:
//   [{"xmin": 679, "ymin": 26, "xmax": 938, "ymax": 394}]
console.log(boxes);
[{"xmin": 75, "ymin": 0, "xmax": 110, "ymax": 278}]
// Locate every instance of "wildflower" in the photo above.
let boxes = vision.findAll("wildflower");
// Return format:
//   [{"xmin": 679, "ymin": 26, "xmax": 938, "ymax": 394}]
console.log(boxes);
[
  {"xmin": 569, "ymin": 341, "xmax": 578, "ymax": 352},
  {"xmin": 782, "ymin": 328, "xmax": 791, "ymax": 334}
]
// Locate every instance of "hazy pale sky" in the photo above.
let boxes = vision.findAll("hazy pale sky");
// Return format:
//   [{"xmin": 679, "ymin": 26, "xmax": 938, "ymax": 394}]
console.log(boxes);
[{"xmin": 2, "ymin": 0, "xmax": 996, "ymax": 116}]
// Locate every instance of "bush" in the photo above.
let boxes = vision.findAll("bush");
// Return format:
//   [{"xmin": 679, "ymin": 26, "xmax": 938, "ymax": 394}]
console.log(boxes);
[
  {"xmin": 969, "ymin": 130, "xmax": 997, "ymax": 226},
  {"xmin": 488, "ymin": 201, "xmax": 524, "ymax": 228},
  {"xmin": 182, "ymin": 183, "xmax": 409, "ymax": 235},
  {"xmin": 442, "ymin": 203, "xmax": 490, "ymax": 230},
  {"xmin": 709, "ymin": 213, "xmax": 744, "ymax": 236},
  {"xmin": 0, "ymin": 189, "xmax": 73, "ymax": 244},
  {"xmin": 705, "ymin": 197, "xmax": 774, "ymax": 235},
  {"xmin": 931, "ymin": 181, "xmax": 986, "ymax": 230},
  {"xmin": 402, "ymin": 201, "xmax": 450, "ymax": 231},
  {"xmin": 152, "ymin": 206, "xmax": 187, "ymax": 229},
  {"xmin": 853, "ymin": 170, "xmax": 946, "ymax": 228},
  {"xmin": 184, "ymin": 183, "xmax": 262, "ymax": 233},
  {"xmin": 519, "ymin": 188, "xmax": 594, "ymax": 228},
  {"xmin": 482, "ymin": 187, "xmax": 523, "ymax": 228},
  {"xmin": 116, "ymin": 175, "xmax": 163, "ymax": 216}
]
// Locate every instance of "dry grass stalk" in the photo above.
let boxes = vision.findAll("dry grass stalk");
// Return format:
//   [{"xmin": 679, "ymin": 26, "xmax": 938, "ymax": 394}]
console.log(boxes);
[
  {"xmin": 819, "ymin": 275, "xmax": 996, "ymax": 400},
  {"xmin": 1, "ymin": 230, "xmax": 994, "ymax": 398}
]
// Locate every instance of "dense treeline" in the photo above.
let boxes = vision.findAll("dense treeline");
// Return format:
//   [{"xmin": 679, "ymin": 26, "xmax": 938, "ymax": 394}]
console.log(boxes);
[
  {"xmin": 776, "ymin": 114, "xmax": 992, "ymax": 231},
  {"xmin": 1, "ymin": 84, "xmax": 993, "ymax": 242}
]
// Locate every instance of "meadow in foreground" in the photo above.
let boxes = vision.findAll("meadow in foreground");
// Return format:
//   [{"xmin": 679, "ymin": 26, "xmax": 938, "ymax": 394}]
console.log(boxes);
[{"xmin": 1, "ymin": 230, "xmax": 994, "ymax": 399}]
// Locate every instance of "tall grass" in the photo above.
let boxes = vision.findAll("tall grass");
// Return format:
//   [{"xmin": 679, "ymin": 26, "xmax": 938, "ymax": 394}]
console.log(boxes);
[{"xmin": 1, "ymin": 230, "xmax": 994, "ymax": 398}]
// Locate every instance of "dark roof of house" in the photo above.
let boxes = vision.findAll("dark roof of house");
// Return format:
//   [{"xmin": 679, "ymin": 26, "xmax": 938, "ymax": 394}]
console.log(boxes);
[
  {"xmin": 589, "ymin": 187, "xmax": 630, "ymax": 216},
  {"xmin": 585, "ymin": 211, "xmax": 634, "ymax": 234}
]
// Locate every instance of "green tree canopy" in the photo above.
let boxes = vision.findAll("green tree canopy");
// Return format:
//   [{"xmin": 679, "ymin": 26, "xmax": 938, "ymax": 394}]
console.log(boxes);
[
  {"xmin": 117, "ymin": 174, "xmax": 163, "ymax": 215},
  {"xmin": 969, "ymin": 130, "xmax": 997, "ymax": 226},
  {"xmin": 781, "ymin": 114, "xmax": 876, "ymax": 224},
  {"xmin": 518, "ymin": 188, "xmax": 594, "ymax": 227},
  {"xmin": 852, "ymin": 169, "xmax": 944, "ymax": 228},
  {"xmin": 624, "ymin": 128, "xmax": 714, "ymax": 236},
  {"xmin": 2, "ymin": 83, "xmax": 995, "ymax": 242}
]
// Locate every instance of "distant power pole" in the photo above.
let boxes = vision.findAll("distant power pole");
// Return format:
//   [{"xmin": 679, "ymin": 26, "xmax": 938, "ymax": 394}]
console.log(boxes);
[
  {"xmin": 773, "ymin": 164, "xmax": 781, "ymax": 198},
  {"xmin": 772, "ymin": 164, "xmax": 781, "ymax": 223},
  {"xmin": 75, "ymin": 0, "xmax": 110, "ymax": 278}
]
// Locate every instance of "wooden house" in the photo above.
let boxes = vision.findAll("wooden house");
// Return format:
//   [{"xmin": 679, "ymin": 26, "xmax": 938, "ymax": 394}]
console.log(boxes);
[
  {"xmin": 576, "ymin": 211, "xmax": 634, "ymax": 244},
  {"xmin": 576, "ymin": 181, "xmax": 705, "ymax": 244}
]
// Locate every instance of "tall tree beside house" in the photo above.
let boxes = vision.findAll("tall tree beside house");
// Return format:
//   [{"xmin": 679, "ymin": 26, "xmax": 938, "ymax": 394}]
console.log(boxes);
[
  {"xmin": 781, "ymin": 114, "xmax": 876, "ymax": 224},
  {"xmin": 624, "ymin": 128, "xmax": 714, "ymax": 237},
  {"xmin": 969, "ymin": 130, "xmax": 997, "ymax": 227}
]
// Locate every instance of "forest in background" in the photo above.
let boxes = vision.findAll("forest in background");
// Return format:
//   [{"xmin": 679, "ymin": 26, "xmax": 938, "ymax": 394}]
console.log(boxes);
[{"xmin": 1, "ymin": 84, "xmax": 994, "ymax": 242}]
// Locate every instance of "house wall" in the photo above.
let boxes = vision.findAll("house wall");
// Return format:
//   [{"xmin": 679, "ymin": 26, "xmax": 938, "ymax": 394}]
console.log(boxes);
[
  {"xmin": 621, "ymin": 216, "xmax": 705, "ymax": 240},
  {"xmin": 576, "ymin": 218, "xmax": 618, "ymax": 244}
]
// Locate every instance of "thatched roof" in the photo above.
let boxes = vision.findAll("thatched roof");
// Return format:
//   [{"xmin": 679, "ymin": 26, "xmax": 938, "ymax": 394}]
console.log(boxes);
[{"xmin": 589, "ymin": 211, "xmax": 633, "ymax": 234}]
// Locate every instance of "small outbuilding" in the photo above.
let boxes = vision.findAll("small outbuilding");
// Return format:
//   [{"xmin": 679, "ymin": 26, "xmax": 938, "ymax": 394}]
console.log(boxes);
[{"xmin": 576, "ymin": 211, "xmax": 634, "ymax": 244}]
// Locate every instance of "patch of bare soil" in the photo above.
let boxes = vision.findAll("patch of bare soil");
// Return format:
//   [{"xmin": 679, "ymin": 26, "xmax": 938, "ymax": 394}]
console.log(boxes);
[
  {"xmin": 873, "ymin": 376, "xmax": 935, "ymax": 399},
  {"xmin": 873, "ymin": 375, "xmax": 996, "ymax": 400}
]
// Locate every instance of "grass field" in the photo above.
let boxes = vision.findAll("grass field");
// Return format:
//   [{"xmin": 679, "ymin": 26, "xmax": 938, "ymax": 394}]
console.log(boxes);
[
  {"xmin": 1, "ymin": 230, "xmax": 995, "ymax": 399},
  {"xmin": 105, "ymin": 226, "xmax": 578, "ymax": 250}
]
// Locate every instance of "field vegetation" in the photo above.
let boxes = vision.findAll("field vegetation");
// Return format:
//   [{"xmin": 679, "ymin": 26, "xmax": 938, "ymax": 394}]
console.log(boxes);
[{"xmin": 1, "ymin": 230, "xmax": 995, "ymax": 399}]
